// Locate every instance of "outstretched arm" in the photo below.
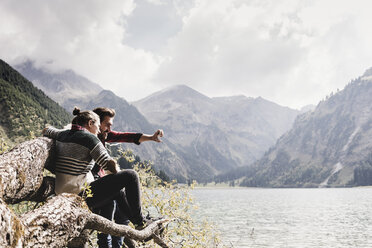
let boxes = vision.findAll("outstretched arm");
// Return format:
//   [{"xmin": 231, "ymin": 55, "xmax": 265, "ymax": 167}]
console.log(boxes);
[
  {"xmin": 107, "ymin": 129, "xmax": 164, "ymax": 144},
  {"xmin": 42, "ymin": 126, "xmax": 64, "ymax": 139},
  {"xmin": 139, "ymin": 129, "xmax": 164, "ymax": 143}
]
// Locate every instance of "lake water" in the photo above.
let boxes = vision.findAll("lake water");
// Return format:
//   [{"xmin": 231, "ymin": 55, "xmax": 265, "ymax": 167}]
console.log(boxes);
[{"xmin": 191, "ymin": 188, "xmax": 372, "ymax": 248}]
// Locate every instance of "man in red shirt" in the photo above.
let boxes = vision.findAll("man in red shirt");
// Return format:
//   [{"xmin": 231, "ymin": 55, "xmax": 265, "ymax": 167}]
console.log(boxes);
[{"xmin": 92, "ymin": 107, "xmax": 163, "ymax": 248}]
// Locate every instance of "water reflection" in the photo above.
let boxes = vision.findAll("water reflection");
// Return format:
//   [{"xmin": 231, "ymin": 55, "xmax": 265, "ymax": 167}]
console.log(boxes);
[{"xmin": 192, "ymin": 188, "xmax": 372, "ymax": 248}]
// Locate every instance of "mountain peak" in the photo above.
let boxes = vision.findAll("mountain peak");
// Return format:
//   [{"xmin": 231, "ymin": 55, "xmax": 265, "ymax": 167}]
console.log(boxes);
[
  {"xmin": 361, "ymin": 67, "xmax": 372, "ymax": 81},
  {"xmin": 362, "ymin": 67, "xmax": 372, "ymax": 77},
  {"xmin": 135, "ymin": 84, "xmax": 210, "ymax": 105},
  {"xmin": 15, "ymin": 60, "xmax": 103, "ymax": 108},
  {"xmin": 98, "ymin": 89, "xmax": 116, "ymax": 97},
  {"xmin": 167, "ymin": 84, "xmax": 192, "ymax": 91},
  {"xmin": 162, "ymin": 84, "xmax": 209, "ymax": 98}
]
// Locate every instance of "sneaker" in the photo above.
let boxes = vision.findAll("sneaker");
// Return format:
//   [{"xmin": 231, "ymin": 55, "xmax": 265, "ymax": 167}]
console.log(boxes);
[
  {"xmin": 134, "ymin": 215, "xmax": 164, "ymax": 242},
  {"xmin": 135, "ymin": 214, "xmax": 164, "ymax": 231}
]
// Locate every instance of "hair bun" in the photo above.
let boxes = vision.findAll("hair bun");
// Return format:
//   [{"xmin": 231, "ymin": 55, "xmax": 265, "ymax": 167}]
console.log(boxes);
[{"xmin": 72, "ymin": 107, "xmax": 81, "ymax": 116}]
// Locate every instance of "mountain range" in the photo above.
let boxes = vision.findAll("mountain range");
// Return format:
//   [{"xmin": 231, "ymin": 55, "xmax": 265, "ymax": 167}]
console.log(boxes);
[
  {"xmin": 133, "ymin": 85, "xmax": 299, "ymax": 175},
  {"xmin": 15, "ymin": 60, "xmax": 299, "ymax": 182},
  {"xmin": 235, "ymin": 69, "xmax": 372, "ymax": 187},
  {"xmin": 6, "ymin": 59, "xmax": 372, "ymax": 187}
]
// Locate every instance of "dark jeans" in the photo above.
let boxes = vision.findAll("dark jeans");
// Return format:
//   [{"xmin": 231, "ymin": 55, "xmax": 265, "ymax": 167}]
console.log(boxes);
[
  {"xmin": 96, "ymin": 200, "xmax": 130, "ymax": 248},
  {"xmin": 87, "ymin": 169, "xmax": 143, "ymax": 226}
]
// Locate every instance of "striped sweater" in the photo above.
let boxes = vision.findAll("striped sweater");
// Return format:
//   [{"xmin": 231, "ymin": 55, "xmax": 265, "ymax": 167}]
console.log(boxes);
[{"xmin": 44, "ymin": 125, "xmax": 112, "ymax": 194}]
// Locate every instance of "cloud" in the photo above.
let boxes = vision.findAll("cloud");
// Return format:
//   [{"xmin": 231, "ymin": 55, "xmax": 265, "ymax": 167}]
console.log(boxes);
[
  {"xmin": 0, "ymin": 0, "xmax": 160, "ymax": 98},
  {"xmin": 1, "ymin": 0, "xmax": 372, "ymax": 109},
  {"xmin": 152, "ymin": 0, "xmax": 372, "ymax": 108},
  {"xmin": 123, "ymin": 0, "xmax": 184, "ymax": 52}
]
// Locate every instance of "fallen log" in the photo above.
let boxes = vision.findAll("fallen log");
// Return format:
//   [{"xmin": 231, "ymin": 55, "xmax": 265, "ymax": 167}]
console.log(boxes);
[
  {"xmin": 0, "ymin": 137, "xmax": 55, "ymax": 203},
  {"xmin": 0, "ymin": 138, "xmax": 171, "ymax": 247}
]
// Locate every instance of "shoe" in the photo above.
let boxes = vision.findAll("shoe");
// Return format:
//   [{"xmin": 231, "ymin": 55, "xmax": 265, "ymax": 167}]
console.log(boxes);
[
  {"xmin": 135, "ymin": 214, "xmax": 164, "ymax": 231},
  {"xmin": 134, "ymin": 215, "xmax": 158, "ymax": 242}
]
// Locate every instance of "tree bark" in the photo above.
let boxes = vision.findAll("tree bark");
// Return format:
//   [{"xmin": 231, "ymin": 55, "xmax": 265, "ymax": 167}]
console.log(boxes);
[
  {"xmin": 85, "ymin": 214, "xmax": 169, "ymax": 243},
  {"xmin": 0, "ymin": 137, "xmax": 55, "ymax": 204},
  {"xmin": 0, "ymin": 138, "xmax": 170, "ymax": 247},
  {"xmin": 0, "ymin": 198, "xmax": 25, "ymax": 247},
  {"xmin": 22, "ymin": 194, "xmax": 90, "ymax": 247}
]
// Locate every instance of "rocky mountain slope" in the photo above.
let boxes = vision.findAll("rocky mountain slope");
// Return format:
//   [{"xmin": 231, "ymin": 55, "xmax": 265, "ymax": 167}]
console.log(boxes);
[
  {"xmin": 15, "ymin": 61, "xmax": 103, "ymax": 111},
  {"xmin": 133, "ymin": 85, "xmax": 299, "ymax": 172},
  {"xmin": 239, "ymin": 69, "xmax": 372, "ymax": 187}
]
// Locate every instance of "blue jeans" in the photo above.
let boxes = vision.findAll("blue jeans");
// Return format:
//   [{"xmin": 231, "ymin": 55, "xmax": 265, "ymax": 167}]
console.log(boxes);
[{"xmin": 97, "ymin": 200, "xmax": 130, "ymax": 248}]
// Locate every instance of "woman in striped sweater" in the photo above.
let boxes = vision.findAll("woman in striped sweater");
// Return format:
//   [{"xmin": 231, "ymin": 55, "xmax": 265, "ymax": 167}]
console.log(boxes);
[{"xmin": 43, "ymin": 107, "xmax": 147, "ymax": 228}]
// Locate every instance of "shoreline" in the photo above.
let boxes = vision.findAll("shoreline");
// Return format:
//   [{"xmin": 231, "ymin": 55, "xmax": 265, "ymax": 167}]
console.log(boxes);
[{"xmin": 193, "ymin": 184, "xmax": 372, "ymax": 189}]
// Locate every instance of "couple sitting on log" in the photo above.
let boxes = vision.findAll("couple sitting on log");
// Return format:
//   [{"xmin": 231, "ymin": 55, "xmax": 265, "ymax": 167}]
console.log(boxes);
[{"xmin": 43, "ymin": 107, "xmax": 164, "ymax": 248}]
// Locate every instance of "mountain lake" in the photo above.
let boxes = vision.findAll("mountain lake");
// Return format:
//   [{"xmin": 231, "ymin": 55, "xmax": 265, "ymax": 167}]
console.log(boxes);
[{"xmin": 191, "ymin": 187, "xmax": 372, "ymax": 248}]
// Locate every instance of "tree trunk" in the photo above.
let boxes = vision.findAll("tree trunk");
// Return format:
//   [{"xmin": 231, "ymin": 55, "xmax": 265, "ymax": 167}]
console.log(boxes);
[
  {"xmin": 0, "ymin": 198, "xmax": 25, "ymax": 247},
  {"xmin": 0, "ymin": 138, "xmax": 170, "ymax": 247},
  {"xmin": 22, "ymin": 194, "xmax": 91, "ymax": 247},
  {"xmin": 0, "ymin": 137, "xmax": 55, "ymax": 204}
]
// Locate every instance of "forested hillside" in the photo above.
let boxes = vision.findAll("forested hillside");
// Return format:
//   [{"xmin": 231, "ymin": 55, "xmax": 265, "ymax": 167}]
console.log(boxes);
[{"xmin": 0, "ymin": 59, "xmax": 70, "ymax": 143}]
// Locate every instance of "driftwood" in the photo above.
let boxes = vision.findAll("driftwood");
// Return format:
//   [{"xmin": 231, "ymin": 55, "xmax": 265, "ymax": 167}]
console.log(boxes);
[{"xmin": 0, "ymin": 137, "xmax": 170, "ymax": 247}]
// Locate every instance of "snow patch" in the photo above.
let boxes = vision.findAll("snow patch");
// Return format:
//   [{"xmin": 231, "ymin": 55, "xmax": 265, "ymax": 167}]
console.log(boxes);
[
  {"xmin": 319, "ymin": 162, "xmax": 343, "ymax": 187},
  {"xmin": 361, "ymin": 75, "xmax": 372, "ymax": 81},
  {"xmin": 342, "ymin": 126, "xmax": 360, "ymax": 152}
]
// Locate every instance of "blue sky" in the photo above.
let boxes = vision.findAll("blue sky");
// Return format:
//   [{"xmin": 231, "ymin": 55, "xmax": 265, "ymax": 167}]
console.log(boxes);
[{"xmin": 1, "ymin": 0, "xmax": 372, "ymax": 109}]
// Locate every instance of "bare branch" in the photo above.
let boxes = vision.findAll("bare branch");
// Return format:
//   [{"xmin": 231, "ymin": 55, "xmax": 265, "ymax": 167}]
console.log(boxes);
[
  {"xmin": 123, "ymin": 238, "xmax": 137, "ymax": 248},
  {"xmin": 153, "ymin": 233, "xmax": 171, "ymax": 248},
  {"xmin": 85, "ymin": 213, "xmax": 170, "ymax": 242}
]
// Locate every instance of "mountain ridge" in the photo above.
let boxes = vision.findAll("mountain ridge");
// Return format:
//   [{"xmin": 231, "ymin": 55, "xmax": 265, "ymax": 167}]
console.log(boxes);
[
  {"xmin": 14, "ymin": 61, "xmax": 103, "ymax": 111},
  {"xmin": 133, "ymin": 84, "xmax": 300, "ymax": 174},
  {"xmin": 238, "ymin": 70, "xmax": 372, "ymax": 187},
  {"xmin": 15, "ymin": 61, "xmax": 301, "ymax": 182}
]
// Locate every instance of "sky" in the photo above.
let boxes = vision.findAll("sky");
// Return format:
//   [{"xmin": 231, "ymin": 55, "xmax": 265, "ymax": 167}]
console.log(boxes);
[{"xmin": 1, "ymin": 0, "xmax": 372, "ymax": 109}]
